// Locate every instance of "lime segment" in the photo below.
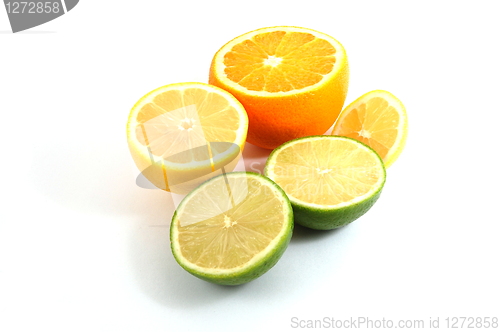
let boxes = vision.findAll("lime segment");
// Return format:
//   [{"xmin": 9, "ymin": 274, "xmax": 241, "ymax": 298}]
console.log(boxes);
[
  {"xmin": 170, "ymin": 172, "xmax": 293, "ymax": 285},
  {"xmin": 265, "ymin": 136, "xmax": 386, "ymax": 230}
]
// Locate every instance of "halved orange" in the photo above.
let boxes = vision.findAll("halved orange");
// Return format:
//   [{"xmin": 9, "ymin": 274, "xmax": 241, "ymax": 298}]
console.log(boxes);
[
  {"xmin": 332, "ymin": 90, "xmax": 408, "ymax": 167},
  {"xmin": 209, "ymin": 26, "xmax": 349, "ymax": 149},
  {"xmin": 126, "ymin": 82, "xmax": 248, "ymax": 194}
]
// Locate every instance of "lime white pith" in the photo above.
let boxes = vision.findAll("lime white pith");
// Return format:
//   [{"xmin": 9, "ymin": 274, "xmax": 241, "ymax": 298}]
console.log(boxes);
[
  {"xmin": 170, "ymin": 172, "xmax": 293, "ymax": 284},
  {"xmin": 211, "ymin": 26, "xmax": 347, "ymax": 96}
]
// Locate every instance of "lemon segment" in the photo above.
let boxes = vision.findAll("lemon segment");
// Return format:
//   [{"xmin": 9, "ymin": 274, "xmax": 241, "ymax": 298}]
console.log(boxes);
[
  {"xmin": 126, "ymin": 82, "xmax": 248, "ymax": 194},
  {"xmin": 332, "ymin": 90, "xmax": 408, "ymax": 167}
]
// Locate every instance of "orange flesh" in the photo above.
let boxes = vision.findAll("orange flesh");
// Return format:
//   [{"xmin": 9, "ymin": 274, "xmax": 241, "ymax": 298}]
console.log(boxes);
[
  {"xmin": 223, "ymin": 31, "xmax": 337, "ymax": 92},
  {"xmin": 335, "ymin": 97, "xmax": 400, "ymax": 159}
]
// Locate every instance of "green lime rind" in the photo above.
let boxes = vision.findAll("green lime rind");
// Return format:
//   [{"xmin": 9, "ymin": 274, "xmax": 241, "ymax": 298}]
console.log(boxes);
[
  {"xmin": 264, "ymin": 136, "xmax": 386, "ymax": 231},
  {"xmin": 170, "ymin": 172, "xmax": 294, "ymax": 285},
  {"xmin": 291, "ymin": 184, "xmax": 384, "ymax": 230}
]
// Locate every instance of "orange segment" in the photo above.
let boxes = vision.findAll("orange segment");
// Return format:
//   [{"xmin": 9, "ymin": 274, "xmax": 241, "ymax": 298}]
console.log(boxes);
[
  {"xmin": 332, "ymin": 90, "xmax": 408, "ymax": 167},
  {"xmin": 252, "ymin": 31, "xmax": 286, "ymax": 55},
  {"xmin": 209, "ymin": 26, "xmax": 349, "ymax": 149}
]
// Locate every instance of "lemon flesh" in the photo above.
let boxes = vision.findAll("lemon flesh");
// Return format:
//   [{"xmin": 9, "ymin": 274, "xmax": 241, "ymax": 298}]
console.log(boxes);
[
  {"xmin": 126, "ymin": 82, "xmax": 248, "ymax": 194},
  {"xmin": 332, "ymin": 90, "xmax": 408, "ymax": 168}
]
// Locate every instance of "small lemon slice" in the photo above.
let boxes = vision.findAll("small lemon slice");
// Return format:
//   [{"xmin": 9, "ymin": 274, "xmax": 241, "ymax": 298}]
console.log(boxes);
[{"xmin": 332, "ymin": 90, "xmax": 408, "ymax": 167}]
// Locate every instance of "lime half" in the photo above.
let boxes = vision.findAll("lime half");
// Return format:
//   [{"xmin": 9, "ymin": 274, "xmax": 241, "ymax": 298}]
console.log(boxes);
[
  {"xmin": 170, "ymin": 172, "xmax": 293, "ymax": 285},
  {"xmin": 264, "ymin": 136, "xmax": 386, "ymax": 230}
]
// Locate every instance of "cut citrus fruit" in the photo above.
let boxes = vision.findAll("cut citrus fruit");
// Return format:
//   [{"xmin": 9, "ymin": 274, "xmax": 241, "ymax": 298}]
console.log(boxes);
[
  {"xmin": 209, "ymin": 26, "xmax": 349, "ymax": 149},
  {"xmin": 126, "ymin": 82, "xmax": 248, "ymax": 194},
  {"xmin": 332, "ymin": 90, "xmax": 408, "ymax": 167},
  {"xmin": 264, "ymin": 136, "xmax": 385, "ymax": 230},
  {"xmin": 170, "ymin": 172, "xmax": 293, "ymax": 285}
]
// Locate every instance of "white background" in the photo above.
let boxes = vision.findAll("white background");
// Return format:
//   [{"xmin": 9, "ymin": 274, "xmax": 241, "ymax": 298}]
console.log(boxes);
[{"xmin": 1, "ymin": 1, "xmax": 499, "ymax": 331}]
